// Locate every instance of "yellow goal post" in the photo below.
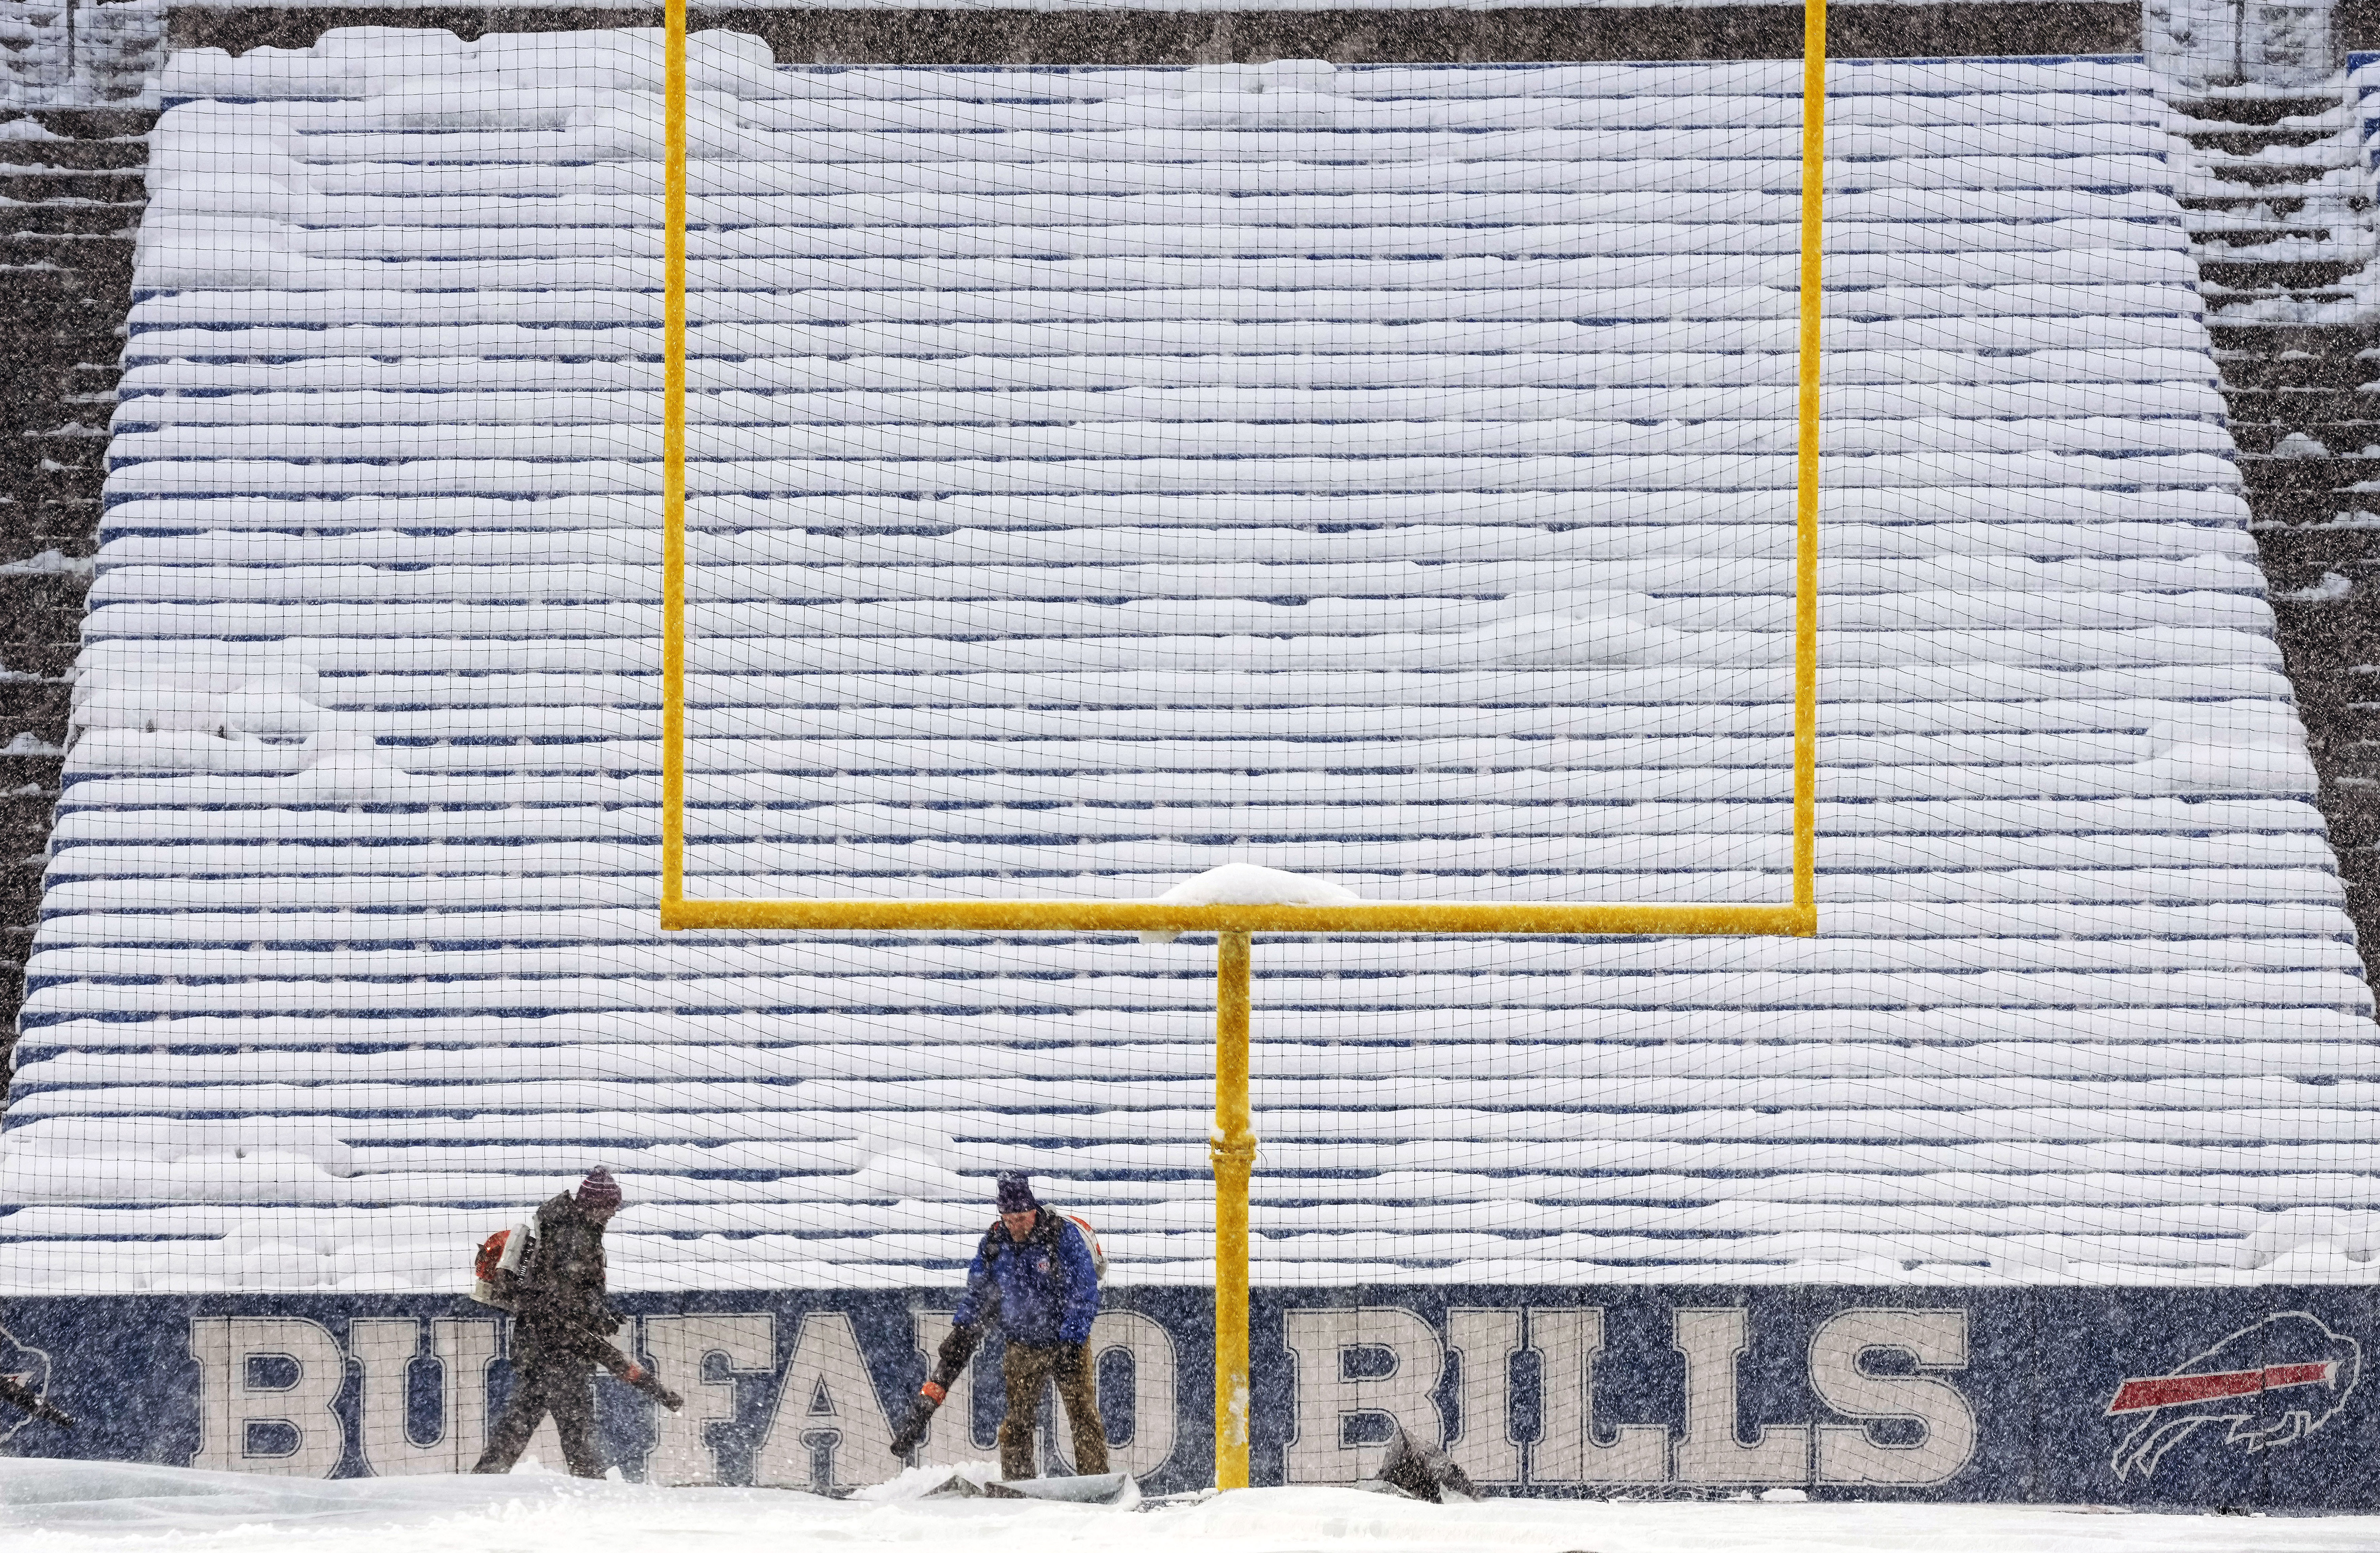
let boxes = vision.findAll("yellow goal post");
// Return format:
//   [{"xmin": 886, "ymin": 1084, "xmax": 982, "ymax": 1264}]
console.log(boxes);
[{"xmin": 656, "ymin": 0, "xmax": 1826, "ymax": 1490}]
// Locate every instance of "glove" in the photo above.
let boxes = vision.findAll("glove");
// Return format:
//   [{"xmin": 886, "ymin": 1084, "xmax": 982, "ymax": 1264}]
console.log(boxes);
[{"xmin": 594, "ymin": 1305, "xmax": 626, "ymax": 1337}]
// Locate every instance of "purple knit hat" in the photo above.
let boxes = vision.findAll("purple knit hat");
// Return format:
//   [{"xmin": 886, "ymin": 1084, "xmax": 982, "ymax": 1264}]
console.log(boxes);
[
  {"xmin": 995, "ymin": 1172, "xmax": 1038, "ymax": 1213},
  {"xmin": 576, "ymin": 1167, "xmax": 623, "ymax": 1214}
]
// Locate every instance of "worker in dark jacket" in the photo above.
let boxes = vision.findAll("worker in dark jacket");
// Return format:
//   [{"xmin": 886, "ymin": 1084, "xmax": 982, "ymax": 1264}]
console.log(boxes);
[
  {"xmin": 474, "ymin": 1168, "xmax": 624, "ymax": 1477},
  {"xmin": 952, "ymin": 1172, "xmax": 1106, "ymax": 1480}
]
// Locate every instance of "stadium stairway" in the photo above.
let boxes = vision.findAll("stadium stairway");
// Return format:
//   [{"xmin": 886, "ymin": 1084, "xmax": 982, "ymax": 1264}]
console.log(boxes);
[
  {"xmin": 2170, "ymin": 73, "xmax": 2380, "ymax": 963},
  {"xmin": 6, "ymin": 34, "xmax": 2380, "ymax": 1295},
  {"xmin": 0, "ymin": 106, "xmax": 149, "ymax": 1049}
]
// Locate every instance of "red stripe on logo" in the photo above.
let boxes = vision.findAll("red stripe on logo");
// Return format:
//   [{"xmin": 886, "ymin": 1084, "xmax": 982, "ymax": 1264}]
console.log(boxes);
[
  {"xmin": 2107, "ymin": 1362, "xmax": 2336, "ymax": 1415},
  {"xmin": 2261, "ymin": 1361, "xmax": 2334, "ymax": 1390},
  {"xmin": 2109, "ymin": 1369, "xmax": 2265, "ymax": 1414}
]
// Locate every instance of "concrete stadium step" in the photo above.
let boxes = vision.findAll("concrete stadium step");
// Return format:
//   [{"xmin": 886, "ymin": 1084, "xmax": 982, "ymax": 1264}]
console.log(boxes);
[
  {"xmin": 0, "ymin": 107, "xmax": 149, "ymax": 1050},
  {"xmin": 2169, "ymin": 75, "xmax": 2380, "ymax": 965}
]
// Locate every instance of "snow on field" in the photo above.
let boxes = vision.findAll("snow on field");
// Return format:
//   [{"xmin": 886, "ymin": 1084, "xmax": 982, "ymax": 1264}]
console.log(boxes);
[{"xmin": 3, "ymin": 1460, "xmax": 2378, "ymax": 1553}]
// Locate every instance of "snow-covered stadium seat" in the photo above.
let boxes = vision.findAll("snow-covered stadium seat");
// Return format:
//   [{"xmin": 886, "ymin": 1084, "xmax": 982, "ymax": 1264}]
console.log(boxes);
[{"xmin": 3, "ymin": 31, "xmax": 2374, "ymax": 1294}]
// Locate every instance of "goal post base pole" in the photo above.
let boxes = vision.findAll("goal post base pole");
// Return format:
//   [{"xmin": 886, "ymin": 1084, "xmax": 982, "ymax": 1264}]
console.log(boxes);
[{"xmin": 1211, "ymin": 929, "xmax": 1256, "ymax": 1493}]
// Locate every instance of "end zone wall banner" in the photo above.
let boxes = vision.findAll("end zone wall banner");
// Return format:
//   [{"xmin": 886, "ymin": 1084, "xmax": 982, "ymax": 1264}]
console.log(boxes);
[{"xmin": 3, "ymin": 1286, "xmax": 2375, "ymax": 1506}]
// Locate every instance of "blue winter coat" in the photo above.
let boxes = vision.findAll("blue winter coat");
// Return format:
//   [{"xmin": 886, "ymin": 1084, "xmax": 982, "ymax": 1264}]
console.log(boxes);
[{"xmin": 951, "ymin": 1208, "xmax": 1099, "ymax": 1345}]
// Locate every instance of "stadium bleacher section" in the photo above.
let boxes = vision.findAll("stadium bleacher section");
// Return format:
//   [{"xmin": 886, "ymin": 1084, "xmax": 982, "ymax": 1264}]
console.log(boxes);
[{"xmin": 0, "ymin": 35, "xmax": 2374, "ymax": 1314}]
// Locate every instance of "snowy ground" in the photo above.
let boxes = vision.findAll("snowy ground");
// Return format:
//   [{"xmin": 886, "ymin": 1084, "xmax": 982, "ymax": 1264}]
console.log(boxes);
[{"xmin": 3, "ymin": 1460, "xmax": 2378, "ymax": 1553}]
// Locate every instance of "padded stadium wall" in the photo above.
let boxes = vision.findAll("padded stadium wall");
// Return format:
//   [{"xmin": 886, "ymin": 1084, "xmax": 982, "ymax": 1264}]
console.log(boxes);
[{"xmin": 7, "ymin": 1287, "xmax": 2380, "ymax": 1501}]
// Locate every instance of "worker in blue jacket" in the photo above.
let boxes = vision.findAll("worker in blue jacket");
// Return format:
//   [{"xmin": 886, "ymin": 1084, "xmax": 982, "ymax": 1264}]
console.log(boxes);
[{"xmin": 950, "ymin": 1172, "xmax": 1107, "ymax": 1480}]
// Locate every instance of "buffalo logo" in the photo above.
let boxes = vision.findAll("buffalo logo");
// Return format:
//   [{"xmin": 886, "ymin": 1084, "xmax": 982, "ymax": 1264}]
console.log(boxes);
[
  {"xmin": 2107, "ymin": 1312, "xmax": 2360, "ymax": 1482},
  {"xmin": 0, "ymin": 1324, "xmax": 54, "ymax": 1444}
]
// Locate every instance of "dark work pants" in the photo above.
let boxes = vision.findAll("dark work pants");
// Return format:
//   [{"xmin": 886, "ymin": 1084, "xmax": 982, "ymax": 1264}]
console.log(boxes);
[
  {"xmin": 474, "ymin": 1349, "xmax": 603, "ymax": 1478},
  {"xmin": 999, "ymin": 1341, "xmax": 1110, "ymax": 1481}
]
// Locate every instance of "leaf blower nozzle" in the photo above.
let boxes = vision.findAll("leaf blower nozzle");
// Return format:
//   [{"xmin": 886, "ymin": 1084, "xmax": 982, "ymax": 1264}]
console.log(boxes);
[{"xmin": 889, "ymin": 1322, "xmax": 982, "ymax": 1458}]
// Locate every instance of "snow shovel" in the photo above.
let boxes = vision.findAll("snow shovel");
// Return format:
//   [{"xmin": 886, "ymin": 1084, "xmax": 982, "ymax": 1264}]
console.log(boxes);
[
  {"xmin": 1370, "ymin": 1424, "xmax": 1476, "ymax": 1504},
  {"xmin": 0, "ymin": 1373, "xmax": 72, "ymax": 1429},
  {"xmin": 982, "ymin": 1472, "xmax": 1132, "ymax": 1504}
]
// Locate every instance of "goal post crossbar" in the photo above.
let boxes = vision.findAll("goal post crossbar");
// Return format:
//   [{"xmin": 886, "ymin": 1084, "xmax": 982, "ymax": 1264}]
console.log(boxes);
[
  {"xmin": 654, "ymin": 0, "xmax": 1827, "ymax": 1492},
  {"xmin": 659, "ymin": 900, "xmax": 1819, "ymax": 934}
]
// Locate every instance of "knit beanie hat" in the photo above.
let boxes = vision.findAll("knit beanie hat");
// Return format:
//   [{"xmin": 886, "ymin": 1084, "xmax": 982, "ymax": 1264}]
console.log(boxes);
[
  {"xmin": 577, "ymin": 1167, "xmax": 623, "ymax": 1214},
  {"xmin": 995, "ymin": 1172, "xmax": 1038, "ymax": 1213}
]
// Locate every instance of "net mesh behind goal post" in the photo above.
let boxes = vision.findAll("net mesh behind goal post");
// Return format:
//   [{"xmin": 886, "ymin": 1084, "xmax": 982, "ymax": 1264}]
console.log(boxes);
[{"xmin": 654, "ymin": 0, "xmax": 1824, "ymax": 1490}]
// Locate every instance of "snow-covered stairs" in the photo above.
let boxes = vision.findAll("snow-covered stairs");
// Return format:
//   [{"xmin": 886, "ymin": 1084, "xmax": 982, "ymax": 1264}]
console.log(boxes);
[
  {"xmin": 0, "ymin": 106, "xmax": 147, "ymax": 1046},
  {"xmin": 2167, "ymin": 79, "xmax": 2380, "ymax": 950},
  {"xmin": 5, "ymin": 35, "xmax": 2375, "ymax": 1294}
]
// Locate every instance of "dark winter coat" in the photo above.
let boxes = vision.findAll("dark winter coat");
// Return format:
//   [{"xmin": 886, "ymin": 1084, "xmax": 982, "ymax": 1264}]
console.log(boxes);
[
  {"xmin": 951, "ymin": 1207, "xmax": 1099, "ymax": 1345},
  {"xmin": 513, "ymin": 1191, "xmax": 615, "ymax": 1364}
]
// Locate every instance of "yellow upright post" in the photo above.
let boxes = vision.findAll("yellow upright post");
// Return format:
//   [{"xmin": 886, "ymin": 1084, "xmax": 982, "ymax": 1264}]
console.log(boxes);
[
  {"xmin": 1791, "ymin": 0, "xmax": 1826, "ymax": 921},
  {"xmin": 660, "ymin": 0, "xmax": 689, "ymax": 909},
  {"xmin": 1210, "ymin": 930, "xmax": 1255, "ymax": 1489}
]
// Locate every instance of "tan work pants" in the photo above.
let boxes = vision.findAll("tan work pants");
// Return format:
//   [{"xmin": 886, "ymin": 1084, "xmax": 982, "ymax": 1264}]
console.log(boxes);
[{"xmin": 998, "ymin": 1340, "xmax": 1111, "ymax": 1480}]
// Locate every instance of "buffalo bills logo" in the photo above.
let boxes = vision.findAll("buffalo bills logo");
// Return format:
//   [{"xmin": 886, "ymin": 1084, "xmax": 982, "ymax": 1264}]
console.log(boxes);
[
  {"xmin": 1035, "ymin": 1256, "xmax": 1051, "ymax": 1274},
  {"xmin": 2107, "ymin": 1312, "xmax": 2360, "ymax": 1482},
  {"xmin": 0, "ymin": 1324, "xmax": 54, "ymax": 1444}
]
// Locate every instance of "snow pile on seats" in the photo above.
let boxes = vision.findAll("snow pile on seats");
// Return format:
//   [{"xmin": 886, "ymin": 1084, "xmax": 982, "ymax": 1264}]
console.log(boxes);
[{"xmin": 5, "ymin": 30, "xmax": 2375, "ymax": 1294}]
